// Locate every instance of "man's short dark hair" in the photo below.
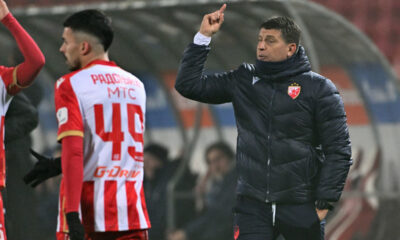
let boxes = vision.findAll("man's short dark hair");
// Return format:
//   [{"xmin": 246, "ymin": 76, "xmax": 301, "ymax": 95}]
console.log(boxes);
[
  {"xmin": 63, "ymin": 9, "xmax": 114, "ymax": 51},
  {"xmin": 260, "ymin": 16, "xmax": 301, "ymax": 47},
  {"xmin": 205, "ymin": 142, "xmax": 235, "ymax": 162}
]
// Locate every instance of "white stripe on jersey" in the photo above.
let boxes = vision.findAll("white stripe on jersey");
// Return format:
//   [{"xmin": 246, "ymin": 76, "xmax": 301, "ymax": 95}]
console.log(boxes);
[
  {"xmin": 94, "ymin": 180, "xmax": 105, "ymax": 232},
  {"xmin": 117, "ymin": 181, "xmax": 128, "ymax": 230}
]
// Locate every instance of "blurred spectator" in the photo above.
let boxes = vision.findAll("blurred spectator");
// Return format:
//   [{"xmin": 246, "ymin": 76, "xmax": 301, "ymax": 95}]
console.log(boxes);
[
  {"xmin": 168, "ymin": 141, "xmax": 237, "ymax": 240},
  {"xmin": 144, "ymin": 143, "xmax": 196, "ymax": 240},
  {"xmin": 144, "ymin": 143, "xmax": 169, "ymax": 240}
]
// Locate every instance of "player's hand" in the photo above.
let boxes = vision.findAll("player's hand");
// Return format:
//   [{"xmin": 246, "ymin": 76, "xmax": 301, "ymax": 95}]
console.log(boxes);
[
  {"xmin": 0, "ymin": 0, "xmax": 10, "ymax": 21},
  {"xmin": 66, "ymin": 212, "xmax": 85, "ymax": 240},
  {"xmin": 23, "ymin": 149, "xmax": 62, "ymax": 187},
  {"xmin": 199, "ymin": 4, "xmax": 226, "ymax": 37}
]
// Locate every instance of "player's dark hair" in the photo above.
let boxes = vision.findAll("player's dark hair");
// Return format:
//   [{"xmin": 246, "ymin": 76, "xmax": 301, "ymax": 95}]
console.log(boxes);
[
  {"xmin": 260, "ymin": 16, "xmax": 301, "ymax": 47},
  {"xmin": 63, "ymin": 9, "xmax": 114, "ymax": 51},
  {"xmin": 205, "ymin": 142, "xmax": 235, "ymax": 163}
]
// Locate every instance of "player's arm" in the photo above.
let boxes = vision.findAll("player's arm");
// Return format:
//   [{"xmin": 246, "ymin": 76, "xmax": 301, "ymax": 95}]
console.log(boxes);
[
  {"xmin": 62, "ymin": 136, "xmax": 85, "ymax": 240},
  {"xmin": 55, "ymin": 78, "xmax": 85, "ymax": 240},
  {"xmin": 0, "ymin": 0, "xmax": 45, "ymax": 92},
  {"xmin": 175, "ymin": 4, "xmax": 235, "ymax": 104}
]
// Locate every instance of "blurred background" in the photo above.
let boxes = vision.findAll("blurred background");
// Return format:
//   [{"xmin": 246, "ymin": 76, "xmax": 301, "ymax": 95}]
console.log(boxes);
[{"xmin": 1, "ymin": 0, "xmax": 400, "ymax": 239}]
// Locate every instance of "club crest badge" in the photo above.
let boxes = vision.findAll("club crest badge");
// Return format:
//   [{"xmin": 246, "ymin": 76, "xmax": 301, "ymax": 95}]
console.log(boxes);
[{"xmin": 288, "ymin": 83, "xmax": 301, "ymax": 99}]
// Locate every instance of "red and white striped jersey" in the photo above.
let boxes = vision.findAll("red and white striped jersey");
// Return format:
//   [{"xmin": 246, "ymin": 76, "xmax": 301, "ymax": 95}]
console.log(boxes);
[
  {"xmin": 54, "ymin": 60, "xmax": 150, "ymax": 233},
  {"xmin": 0, "ymin": 66, "xmax": 23, "ymax": 189}
]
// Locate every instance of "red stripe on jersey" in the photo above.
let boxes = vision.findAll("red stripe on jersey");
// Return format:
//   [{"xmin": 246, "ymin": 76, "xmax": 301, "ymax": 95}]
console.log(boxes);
[
  {"xmin": 81, "ymin": 181, "xmax": 95, "ymax": 233},
  {"xmin": 140, "ymin": 183, "xmax": 151, "ymax": 228},
  {"xmin": 104, "ymin": 180, "xmax": 119, "ymax": 231},
  {"xmin": 125, "ymin": 181, "xmax": 140, "ymax": 229}
]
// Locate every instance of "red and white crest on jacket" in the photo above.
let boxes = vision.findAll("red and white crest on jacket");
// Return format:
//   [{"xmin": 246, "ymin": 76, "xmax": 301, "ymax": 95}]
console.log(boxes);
[{"xmin": 288, "ymin": 83, "xmax": 301, "ymax": 99}]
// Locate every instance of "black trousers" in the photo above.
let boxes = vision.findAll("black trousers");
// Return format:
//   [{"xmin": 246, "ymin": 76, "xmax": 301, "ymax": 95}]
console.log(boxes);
[{"xmin": 233, "ymin": 195, "xmax": 322, "ymax": 240}]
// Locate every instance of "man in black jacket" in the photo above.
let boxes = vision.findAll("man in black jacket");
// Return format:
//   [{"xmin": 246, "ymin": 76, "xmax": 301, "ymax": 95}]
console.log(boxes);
[
  {"xmin": 4, "ymin": 93, "xmax": 39, "ymax": 240},
  {"xmin": 175, "ymin": 4, "xmax": 352, "ymax": 240}
]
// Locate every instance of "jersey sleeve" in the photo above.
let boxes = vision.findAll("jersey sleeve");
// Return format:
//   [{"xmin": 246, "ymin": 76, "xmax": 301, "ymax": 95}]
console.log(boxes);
[
  {"xmin": 62, "ymin": 135, "xmax": 84, "ymax": 213},
  {"xmin": 0, "ymin": 65, "xmax": 22, "ymax": 95},
  {"xmin": 55, "ymin": 76, "xmax": 84, "ymax": 141}
]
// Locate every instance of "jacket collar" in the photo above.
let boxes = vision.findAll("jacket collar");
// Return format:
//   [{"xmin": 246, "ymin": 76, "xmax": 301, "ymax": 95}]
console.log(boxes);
[{"xmin": 255, "ymin": 46, "xmax": 311, "ymax": 81}]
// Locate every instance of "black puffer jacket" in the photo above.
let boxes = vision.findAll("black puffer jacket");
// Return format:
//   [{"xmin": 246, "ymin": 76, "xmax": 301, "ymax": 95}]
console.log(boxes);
[{"xmin": 175, "ymin": 43, "xmax": 352, "ymax": 204}]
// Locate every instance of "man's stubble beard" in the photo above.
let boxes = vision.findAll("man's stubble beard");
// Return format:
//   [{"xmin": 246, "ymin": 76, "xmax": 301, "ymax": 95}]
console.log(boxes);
[
  {"xmin": 64, "ymin": 54, "xmax": 81, "ymax": 72},
  {"xmin": 68, "ymin": 58, "xmax": 81, "ymax": 72}
]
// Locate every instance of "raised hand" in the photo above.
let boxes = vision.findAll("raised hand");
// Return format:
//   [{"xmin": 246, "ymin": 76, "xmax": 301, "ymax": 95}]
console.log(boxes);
[
  {"xmin": 199, "ymin": 4, "xmax": 226, "ymax": 37},
  {"xmin": 0, "ymin": 0, "xmax": 10, "ymax": 21}
]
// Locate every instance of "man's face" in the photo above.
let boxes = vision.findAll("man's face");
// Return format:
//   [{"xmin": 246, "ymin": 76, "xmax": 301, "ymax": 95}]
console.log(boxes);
[
  {"xmin": 143, "ymin": 152, "xmax": 163, "ymax": 179},
  {"xmin": 206, "ymin": 149, "xmax": 231, "ymax": 178},
  {"xmin": 257, "ymin": 28, "xmax": 294, "ymax": 62},
  {"xmin": 59, "ymin": 27, "xmax": 82, "ymax": 71}
]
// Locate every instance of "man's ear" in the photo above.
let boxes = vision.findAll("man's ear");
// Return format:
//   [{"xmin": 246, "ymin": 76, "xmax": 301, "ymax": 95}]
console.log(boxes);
[
  {"xmin": 80, "ymin": 41, "xmax": 91, "ymax": 56},
  {"xmin": 287, "ymin": 43, "xmax": 297, "ymax": 58}
]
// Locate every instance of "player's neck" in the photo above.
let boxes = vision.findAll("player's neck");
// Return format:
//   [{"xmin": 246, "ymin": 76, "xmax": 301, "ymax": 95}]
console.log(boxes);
[{"xmin": 81, "ymin": 53, "xmax": 109, "ymax": 68}]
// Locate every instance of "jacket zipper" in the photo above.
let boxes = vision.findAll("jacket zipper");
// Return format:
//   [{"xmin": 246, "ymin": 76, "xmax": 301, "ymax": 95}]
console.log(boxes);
[{"xmin": 266, "ymin": 83, "xmax": 276, "ymax": 202}]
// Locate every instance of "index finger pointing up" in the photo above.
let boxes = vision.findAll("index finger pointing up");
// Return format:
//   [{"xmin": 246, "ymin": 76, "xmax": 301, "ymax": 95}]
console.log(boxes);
[{"xmin": 219, "ymin": 3, "xmax": 227, "ymax": 14}]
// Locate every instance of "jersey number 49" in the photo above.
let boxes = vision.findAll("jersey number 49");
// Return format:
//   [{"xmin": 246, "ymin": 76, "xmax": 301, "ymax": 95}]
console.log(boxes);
[{"xmin": 94, "ymin": 103, "xmax": 144, "ymax": 162}]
